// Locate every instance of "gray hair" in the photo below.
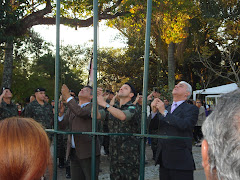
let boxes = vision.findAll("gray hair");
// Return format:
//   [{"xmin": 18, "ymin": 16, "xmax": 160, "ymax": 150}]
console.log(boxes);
[
  {"xmin": 179, "ymin": 81, "xmax": 192, "ymax": 99},
  {"xmin": 202, "ymin": 88, "xmax": 240, "ymax": 180}
]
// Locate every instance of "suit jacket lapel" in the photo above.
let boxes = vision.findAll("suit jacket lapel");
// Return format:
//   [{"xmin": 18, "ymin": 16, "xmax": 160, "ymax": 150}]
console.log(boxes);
[{"xmin": 171, "ymin": 101, "xmax": 186, "ymax": 114}]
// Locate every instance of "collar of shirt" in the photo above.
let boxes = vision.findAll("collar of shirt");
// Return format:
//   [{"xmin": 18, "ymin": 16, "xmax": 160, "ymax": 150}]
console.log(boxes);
[
  {"xmin": 67, "ymin": 96, "xmax": 90, "ymax": 108},
  {"xmin": 79, "ymin": 102, "xmax": 90, "ymax": 108},
  {"xmin": 172, "ymin": 100, "xmax": 185, "ymax": 108}
]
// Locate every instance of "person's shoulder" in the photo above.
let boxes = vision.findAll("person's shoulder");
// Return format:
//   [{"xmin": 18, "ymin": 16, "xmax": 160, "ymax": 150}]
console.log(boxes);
[
  {"xmin": 31, "ymin": 100, "xmax": 38, "ymax": 104},
  {"xmin": 11, "ymin": 102, "xmax": 18, "ymax": 109},
  {"xmin": 45, "ymin": 103, "xmax": 53, "ymax": 110},
  {"xmin": 125, "ymin": 101, "xmax": 136, "ymax": 108},
  {"xmin": 125, "ymin": 102, "xmax": 140, "ymax": 113},
  {"xmin": 84, "ymin": 102, "xmax": 92, "ymax": 109},
  {"xmin": 27, "ymin": 100, "xmax": 40, "ymax": 109},
  {"xmin": 79, "ymin": 102, "xmax": 92, "ymax": 110},
  {"xmin": 1, "ymin": 100, "xmax": 7, "ymax": 106},
  {"xmin": 200, "ymin": 106, "xmax": 205, "ymax": 110},
  {"xmin": 182, "ymin": 101, "xmax": 198, "ymax": 110}
]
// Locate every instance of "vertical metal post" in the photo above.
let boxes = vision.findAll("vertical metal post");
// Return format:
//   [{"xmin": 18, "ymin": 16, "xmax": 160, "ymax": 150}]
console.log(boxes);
[
  {"xmin": 91, "ymin": 0, "xmax": 98, "ymax": 179},
  {"xmin": 53, "ymin": 0, "xmax": 61, "ymax": 179},
  {"xmin": 140, "ymin": 0, "xmax": 152, "ymax": 179}
]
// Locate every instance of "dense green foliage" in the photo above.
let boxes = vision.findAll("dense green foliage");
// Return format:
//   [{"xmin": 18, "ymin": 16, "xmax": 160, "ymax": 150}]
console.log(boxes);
[
  {"xmin": 0, "ymin": 32, "xmax": 89, "ymax": 103},
  {"xmin": 0, "ymin": 0, "xmax": 239, "ymax": 103}
]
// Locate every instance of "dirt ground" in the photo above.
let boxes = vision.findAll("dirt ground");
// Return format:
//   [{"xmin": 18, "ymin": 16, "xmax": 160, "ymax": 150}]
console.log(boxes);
[
  {"xmin": 56, "ymin": 144, "xmax": 157, "ymax": 180},
  {"xmin": 55, "ymin": 144, "xmax": 204, "ymax": 180}
]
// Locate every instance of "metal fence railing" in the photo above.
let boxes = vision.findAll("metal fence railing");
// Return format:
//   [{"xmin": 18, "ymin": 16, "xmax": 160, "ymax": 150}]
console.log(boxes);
[{"xmin": 49, "ymin": 0, "xmax": 189, "ymax": 180}]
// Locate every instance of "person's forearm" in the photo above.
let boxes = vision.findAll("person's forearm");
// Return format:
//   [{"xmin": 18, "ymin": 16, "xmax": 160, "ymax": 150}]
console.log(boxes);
[
  {"xmin": 96, "ymin": 111, "xmax": 101, "ymax": 119},
  {"xmin": 0, "ymin": 96, "xmax": 3, "ymax": 105},
  {"xmin": 133, "ymin": 99, "xmax": 138, "ymax": 105},
  {"xmin": 147, "ymin": 94, "xmax": 152, "ymax": 101},
  {"xmin": 109, "ymin": 97, "xmax": 116, "ymax": 106},
  {"xmin": 107, "ymin": 106, "xmax": 126, "ymax": 121}
]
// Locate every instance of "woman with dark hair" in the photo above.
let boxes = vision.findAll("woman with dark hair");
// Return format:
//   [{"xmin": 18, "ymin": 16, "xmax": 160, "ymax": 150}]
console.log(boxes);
[{"xmin": 0, "ymin": 117, "xmax": 52, "ymax": 180}]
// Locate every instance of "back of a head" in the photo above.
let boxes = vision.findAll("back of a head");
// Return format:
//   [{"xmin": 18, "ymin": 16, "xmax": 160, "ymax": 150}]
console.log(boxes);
[
  {"xmin": 202, "ymin": 88, "xmax": 240, "ymax": 180},
  {"xmin": 0, "ymin": 117, "xmax": 52, "ymax": 180}
]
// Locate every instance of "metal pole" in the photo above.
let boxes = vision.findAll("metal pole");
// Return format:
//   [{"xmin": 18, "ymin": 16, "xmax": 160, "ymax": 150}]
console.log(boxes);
[
  {"xmin": 140, "ymin": 0, "xmax": 152, "ymax": 179},
  {"xmin": 91, "ymin": 0, "xmax": 98, "ymax": 179},
  {"xmin": 53, "ymin": 0, "xmax": 60, "ymax": 179}
]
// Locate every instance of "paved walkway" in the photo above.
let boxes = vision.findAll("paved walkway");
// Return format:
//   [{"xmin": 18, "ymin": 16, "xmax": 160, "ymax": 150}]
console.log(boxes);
[{"xmin": 55, "ymin": 145, "xmax": 205, "ymax": 180}]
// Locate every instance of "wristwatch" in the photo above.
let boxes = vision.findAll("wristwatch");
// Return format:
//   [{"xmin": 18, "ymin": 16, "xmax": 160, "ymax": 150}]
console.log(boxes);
[
  {"xmin": 105, "ymin": 104, "xmax": 111, "ymax": 110},
  {"xmin": 163, "ymin": 110, "xmax": 168, "ymax": 117}
]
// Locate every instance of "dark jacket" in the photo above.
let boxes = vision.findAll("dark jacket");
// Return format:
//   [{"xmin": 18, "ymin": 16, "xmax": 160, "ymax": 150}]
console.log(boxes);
[{"xmin": 149, "ymin": 101, "xmax": 199, "ymax": 170}]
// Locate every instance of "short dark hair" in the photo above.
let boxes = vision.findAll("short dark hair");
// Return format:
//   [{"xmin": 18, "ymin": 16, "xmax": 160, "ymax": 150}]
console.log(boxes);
[
  {"xmin": 106, "ymin": 90, "xmax": 114, "ymax": 95},
  {"xmin": 187, "ymin": 99, "xmax": 193, "ymax": 104}
]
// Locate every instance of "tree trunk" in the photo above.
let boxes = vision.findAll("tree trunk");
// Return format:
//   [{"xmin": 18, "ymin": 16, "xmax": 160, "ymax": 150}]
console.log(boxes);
[
  {"xmin": 2, "ymin": 40, "xmax": 14, "ymax": 89},
  {"xmin": 168, "ymin": 41, "xmax": 175, "ymax": 93}
]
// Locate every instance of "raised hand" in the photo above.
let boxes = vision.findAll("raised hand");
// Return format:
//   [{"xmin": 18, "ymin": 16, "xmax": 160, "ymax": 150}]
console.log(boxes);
[
  {"xmin": 151, "ymin": 98, "xmax": 160, "ymax": 113},
  {"xmin": 61, "ymin": 84, "xmax": 71, "ymax": 101},
  {"xmin": 156, "ymin": 99, "xmax": 165, "ymax": 114},
  {"xmin": 97, "ymin": 88, "xmax": 107, "ymax": 107}
]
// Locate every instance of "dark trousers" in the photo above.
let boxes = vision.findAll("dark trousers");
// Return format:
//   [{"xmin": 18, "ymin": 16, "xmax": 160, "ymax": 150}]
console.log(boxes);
[
  {"xmin": 102, "ymin": 136, "xmax": 110, "ymax": 154},
  {"xmin": 151, "ymin": 138, "xmax": 158, "ymax": 159},
  {"xmin": 193, "ymin": 126, "xmax": 203, "ymax": 142},
  {"xmin": 159, "ymin": 167, "xmax": 193, "ymax": 180},
  {"xmin": 70, "ymin": 149, "xmax": 100, "ymax": 180}
]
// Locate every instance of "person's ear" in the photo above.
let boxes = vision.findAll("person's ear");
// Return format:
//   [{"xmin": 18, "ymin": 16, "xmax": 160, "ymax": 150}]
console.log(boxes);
[
  {"xmin": 129, "ymin": 92, "xmax": 134, "ymax": 98},
  {"xmin": 202, "ymin": 139, "xmax": 209, "ymax": 168},
  {"xmin": 90, "ymin": 95, "xmax": 93, "ymax": 99},
  {"xmin": 202, "ymin": 139, "xmax": 212, "ymax": 180}
]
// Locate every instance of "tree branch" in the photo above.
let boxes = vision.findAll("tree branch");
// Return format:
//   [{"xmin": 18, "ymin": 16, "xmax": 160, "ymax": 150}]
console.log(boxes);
[
  {"xmin": 23, "ymin": 0, "xmax": 52, "ymax": 25},
  {"xmin": 3, "ymin": 0, "xmax": 129, "ymax": 42},
  {"xmin": 27, "ymin": 11, "xmax": 129, "ymax": 28}
]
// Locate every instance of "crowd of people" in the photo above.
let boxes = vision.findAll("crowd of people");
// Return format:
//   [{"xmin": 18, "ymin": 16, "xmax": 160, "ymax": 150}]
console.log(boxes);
[{"xmin": 0, "ymin": 82, "xmax": 239, "ymax": 180}]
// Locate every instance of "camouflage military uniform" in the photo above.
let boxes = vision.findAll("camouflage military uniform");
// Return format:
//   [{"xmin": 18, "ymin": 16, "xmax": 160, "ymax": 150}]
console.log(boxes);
[
  {"xmin": 24, "ymin": 100, "xmax": 53, "ymax": 140},
  {"xmin": 99, "ymin": 101, "xmax": 141, "ymax": 180},
  {"xmin": 0, "ymin": 100, "xmax": 18, "ymax": 120}
]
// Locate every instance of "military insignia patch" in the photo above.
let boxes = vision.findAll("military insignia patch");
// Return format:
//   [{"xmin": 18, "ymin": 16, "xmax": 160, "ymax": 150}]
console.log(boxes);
[{"xmin": 128, "ymin": 106, "xmax": 136, "ymax": 109}]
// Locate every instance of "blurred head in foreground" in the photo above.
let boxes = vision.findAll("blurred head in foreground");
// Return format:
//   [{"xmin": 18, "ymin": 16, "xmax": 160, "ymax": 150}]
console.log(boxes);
[
  {"xmin": 202, "ymin": 88, "xmax": 240, "ymax": 180},
  {"xmin": 0, "ymin": 117, "xmax": 52, "ymax": 180}
]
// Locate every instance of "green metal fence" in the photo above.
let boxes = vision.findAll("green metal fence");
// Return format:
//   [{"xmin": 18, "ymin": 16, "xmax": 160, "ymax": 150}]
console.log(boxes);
[{"xmin": 47, "ymin": 0, "xmax": 190, "ymax": 179}]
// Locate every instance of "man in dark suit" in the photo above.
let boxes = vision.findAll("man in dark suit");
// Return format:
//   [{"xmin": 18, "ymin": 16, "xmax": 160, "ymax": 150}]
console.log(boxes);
[
  {"xmin": 59, "ymin": 84, "xmax": 100, "ymax": 180},
  {"xmin": 149, "ymin": 81, "xmax": 199, "ymax": 180}
]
